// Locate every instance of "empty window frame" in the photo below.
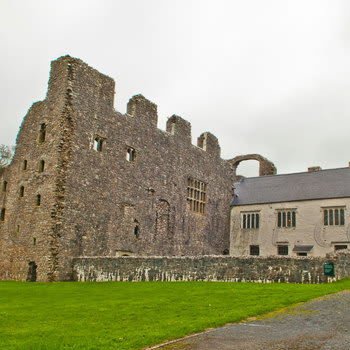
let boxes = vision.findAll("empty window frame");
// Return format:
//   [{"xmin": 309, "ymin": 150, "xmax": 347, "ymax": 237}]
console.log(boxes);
[
  {"xmin": 250, "ymin": 245, "xmax": 260, "ymax": 256},
  {"xmin": 0, "ymin": 208, "xmax": 5, "ymax": 221},
  {"xmin": 38, "ymin": 160, "xmax": 45, "ymax": 173},
  {"xmin": 19, "ymin": 186, "xmax": 25, "ymax": 198},
  {"xmin": 38, "ymin": 123, "xmax": 46, "ymax": 144},
  {"xmin": 186, "ymin": 177, "xmax": 207, "ymax": 215},
  {"xmin": 323, "ymin": 208, "xmax": 345, "ymax": 226},
  {"xmin": 277, "ymin": 210, "xmax": 296, "ymax": 228},
  {"xmin": 241, "ymin": 212, "xmax": 260, "ymax": 229},
  {"xmin": 2, "ymin": 181, "xmax": 7, "ymax": 192},
  {"xmin": 23, "ymin": 160, "xmax": 27, "ymax": 170},
  {"xmin": 93, "ymin": 136, "xmax": 105, "ymax": 152},
  {"xmin": 126, "ymin": 147, "xmax": 136, "ymax": 162},
  {"xmin": 277, "ymin": 245, "xmax": 289, "ymax": 255}
]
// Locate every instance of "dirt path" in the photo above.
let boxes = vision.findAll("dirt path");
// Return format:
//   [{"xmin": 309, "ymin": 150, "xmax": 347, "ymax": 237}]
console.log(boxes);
[{"xmin": 149, "ymin": 291, "xmax": 350, "ymax": 350}]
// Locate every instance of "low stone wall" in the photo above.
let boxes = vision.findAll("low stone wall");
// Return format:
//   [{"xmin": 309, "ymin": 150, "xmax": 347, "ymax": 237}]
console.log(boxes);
[{"xmin": 72, "ymin": 252, "xmax": 350, "ymax": 283}]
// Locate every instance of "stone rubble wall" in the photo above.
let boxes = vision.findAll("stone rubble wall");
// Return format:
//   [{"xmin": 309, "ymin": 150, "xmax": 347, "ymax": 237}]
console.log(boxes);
[{"xmin": 72, "ymin": 251, "xmax": 350, "ymax": 284}]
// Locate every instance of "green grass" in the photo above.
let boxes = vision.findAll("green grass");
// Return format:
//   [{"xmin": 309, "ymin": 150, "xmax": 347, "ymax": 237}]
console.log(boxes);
[{"xmin": 0, "ymin": 279, "xmax": 349, "ymax": 350}]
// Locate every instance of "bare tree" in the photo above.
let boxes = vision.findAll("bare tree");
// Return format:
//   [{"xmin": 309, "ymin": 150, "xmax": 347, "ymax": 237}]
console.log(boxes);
[{"xmin": 0, "ymin": 145, "xmax": 14, "ymax": 168}]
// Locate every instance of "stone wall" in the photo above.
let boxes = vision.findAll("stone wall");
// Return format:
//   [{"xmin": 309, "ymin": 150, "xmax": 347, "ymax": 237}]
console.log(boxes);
[{"xmin": 72, "ymin": 251, "xmax": 350, "ymax": 283}]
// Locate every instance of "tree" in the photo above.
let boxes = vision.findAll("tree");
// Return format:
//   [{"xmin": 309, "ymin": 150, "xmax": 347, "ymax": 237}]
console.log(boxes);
[{"xmin": 0, "ymin": 145, "xmax": 14, "ymax": 168}]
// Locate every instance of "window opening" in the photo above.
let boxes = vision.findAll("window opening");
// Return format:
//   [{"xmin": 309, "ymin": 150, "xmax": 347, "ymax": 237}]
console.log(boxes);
[
  {"xmin": 33, "ymin": 238, "xmax": 36, "ymax": 246},
  {"xmin": 250, "ymin": 245, "xmax": 260, "ymax": 256},
  {"xmin": 126, "ymin": 147, "xmax": 136, "ymax": 162},
  {"xmin": 36, "ymin": 194, "xmax": 41, "ymax": 206},
  {"xmin": 2, "ymin": 181, "xmax": 7, "ymax": 192},
  {"xmin": 334, "ymin": 245, "xmax": 348, "ymax": 251},
  {"xmin": 277, "ymin": 245, "xmax": 289, "ymax": 255},
  {"xmin": 38, "ymin": 160, "xmax": 45, "ymax": 172},
  {"xmin": 277, "ymin": 210, "xmax": 296, "ymax": 228},
  {"xmin": 297, "ymin": 252, "xmax": 307, "ymax": 256},
  {"xmin": 186, "ymin": 177, "xmax": 207, "ymax": 215},
  {"xmin": 17, "ymin": 225, "xmax": 20, "ymax": 233},
  {"xmin": 93, "ymin": 136, "xmax": 105, "ymax": 152},
  {"xmin": 241, "ymin": 212, "xmax": 260, "ymax": 229},
  {"xmin": 0, "ymin": 208, "xmax": 5, "ymax": 222},
  {"xmin": 134, "ymin": 223, "xmax": 139, "ymax": 238},
  {"xmin": 38, "ymin": 123, "xmax": 46, "ymax": 144},
  {"xmin": 23, "ymin": 160, "xmax": 27, "ymax": 170},
  {"xmin": 323, "ymin": 208, "xmax": 345, "ymax": 226},
  {"xmin": 19, "ymin": 186, "xmax": 24, "ymax": 198}
]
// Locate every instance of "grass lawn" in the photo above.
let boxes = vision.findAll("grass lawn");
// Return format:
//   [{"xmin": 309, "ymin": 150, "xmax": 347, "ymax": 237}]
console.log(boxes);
[{"xmin": 0, "ymin": 279, "xmax": 349, "ymax": 349}]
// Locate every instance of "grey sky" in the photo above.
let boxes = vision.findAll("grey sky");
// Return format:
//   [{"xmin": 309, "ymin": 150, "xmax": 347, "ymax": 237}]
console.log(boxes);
[{"xmin": 1, "ymin": 0, "xmax": 350, "ymax": 176}]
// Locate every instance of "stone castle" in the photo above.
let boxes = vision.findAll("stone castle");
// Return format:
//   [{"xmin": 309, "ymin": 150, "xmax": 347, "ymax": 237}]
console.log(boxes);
[{"xmin": 0, "ymin": 55, "xmax": 275, "ymax": 282}]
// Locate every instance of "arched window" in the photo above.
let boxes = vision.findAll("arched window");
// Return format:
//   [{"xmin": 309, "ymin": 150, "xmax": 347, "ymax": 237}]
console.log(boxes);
[{"xmin": 38, "ymin": 123, "xmax": 46, "ymax": 144}]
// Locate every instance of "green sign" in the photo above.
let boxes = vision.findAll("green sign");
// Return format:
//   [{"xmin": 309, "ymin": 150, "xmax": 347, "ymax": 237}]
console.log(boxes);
[{"xmin": 324, "ymin": 262, "xmax": 335, "ymax": 277}]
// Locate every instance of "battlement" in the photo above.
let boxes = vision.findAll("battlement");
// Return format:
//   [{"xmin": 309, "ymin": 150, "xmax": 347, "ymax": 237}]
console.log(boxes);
[{"xmin": 127, "ymin": 94, "xmax": 158, "ymax": 126}]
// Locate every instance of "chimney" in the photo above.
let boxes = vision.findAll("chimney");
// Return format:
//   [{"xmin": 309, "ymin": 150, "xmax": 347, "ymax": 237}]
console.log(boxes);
[{"xmin": 308, "ymin": 166, "xmax": 322, "ymax": 172}]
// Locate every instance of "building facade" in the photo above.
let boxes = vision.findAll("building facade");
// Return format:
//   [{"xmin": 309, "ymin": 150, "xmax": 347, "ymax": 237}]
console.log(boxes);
[{"xmin": 230, "ymin": 167, "xmax": 350, "ymax": 257}]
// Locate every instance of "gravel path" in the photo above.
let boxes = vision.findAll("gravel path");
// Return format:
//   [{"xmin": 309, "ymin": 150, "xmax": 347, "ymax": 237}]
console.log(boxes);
[{"xmin": 150, "ymin": 291, "xmax": 350, "ymax": 350}]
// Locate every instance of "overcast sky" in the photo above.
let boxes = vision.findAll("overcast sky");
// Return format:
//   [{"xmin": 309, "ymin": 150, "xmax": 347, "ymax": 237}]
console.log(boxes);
[{"xmin": 1, "ymin": 0, "xmax": 350, "ymax": 176}]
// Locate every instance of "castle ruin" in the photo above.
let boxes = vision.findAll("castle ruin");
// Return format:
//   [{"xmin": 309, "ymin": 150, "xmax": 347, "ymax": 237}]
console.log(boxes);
[{"xmin": 0, "ymin": 55, "xmax": 276, "ymax": 282}]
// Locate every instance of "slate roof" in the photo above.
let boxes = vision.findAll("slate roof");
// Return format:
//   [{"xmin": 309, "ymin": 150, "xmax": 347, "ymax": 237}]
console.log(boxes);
[{"xmin": 231, "ymin": 167, "xmax": 350, "ymax": 206}]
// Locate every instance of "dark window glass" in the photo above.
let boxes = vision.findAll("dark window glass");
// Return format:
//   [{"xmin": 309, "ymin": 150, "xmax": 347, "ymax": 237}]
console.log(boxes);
[
  {"xmin": 282, "ymin": 212, "xmax": 286, "ymax": 227},
  {"xmin": 256, "ymin": 214, "xmax": 259, "ymax": 228},
  {"xmin": 292, "ymin": 212, "xmax": 296, "ymax": 227},
  {"xmin": 287, "ymin": 212, "xmax": 291, "ymax": 227},
  {"xmin": 251, "ymin": 214, "xmax": 255, "ymax": 228},
  {"xmin": 278, "ymin": 245, "xmax": 288, "ymax": 255},
  {"xmin": 250, "ymin": 245, "xmax": 260, "ymax": 256},
  {"xmin": 297, "ymin": 252, "xmax": 307, "ymax": 256},
  {"xmin": 19, "ymin": 186, "xmax": 24, "ymax": 198},
  {"xmin": 329, "ymin": 209, "xmax": 334, "ymax": 225},
  {"xmin": 324, "ymin": 210, "xmax": 328, "ymax": 225},
  {"xmin": 23, "ymin": 160, "xmax": 27, "ymax": 170},
  {"xmin": 278, "ymin": 212, "xmax": 281, "ymax": 227},
  {"xmin": 334, "ymin": 245, "xmax": 347, "ymax": 251},
  {"xmin": 247, "ymin": 214, "xmax": 251, "ymax": 229},
  {"xmin": 335, "ymin": 209, "xmax": 339, "ymax": 225},
  {"xmin": 2, "ymin": 181, "xmax": 7, "ymax": 192},
  {"xmin": 340, "ymin": 209, "xmax": 345, "ymax": 225},
  {"xmin": 243, "ymin": 214, "xmax": 246, "ymax": 229}
]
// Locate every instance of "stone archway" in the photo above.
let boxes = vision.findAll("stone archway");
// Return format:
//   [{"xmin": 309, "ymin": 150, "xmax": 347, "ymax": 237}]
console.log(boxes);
[{"xmin": 228, "ymin": 154, "xmax": 276, "ymax": 181}]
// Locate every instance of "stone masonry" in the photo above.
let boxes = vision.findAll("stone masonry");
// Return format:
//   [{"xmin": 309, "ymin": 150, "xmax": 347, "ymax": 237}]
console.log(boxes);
[{"xmin": 0, "ymin": 55, "xmax": 276, "ymax": 282}]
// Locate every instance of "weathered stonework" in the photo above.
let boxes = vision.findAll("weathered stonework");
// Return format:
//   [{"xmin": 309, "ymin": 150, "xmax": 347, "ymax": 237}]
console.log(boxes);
[
  {"xmin": 2, "ymin": 55, "xmax": 275, "ymax": 282},
  {"xmin": 72, "ymin": 250, "xmax": 350, "ymax": 284}
]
